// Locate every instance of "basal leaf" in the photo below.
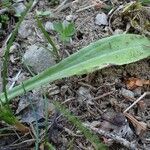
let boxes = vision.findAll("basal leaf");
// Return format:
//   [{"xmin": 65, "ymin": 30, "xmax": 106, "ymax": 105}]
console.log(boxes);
[{"xmin": 0, "ymin": 34, "xmax": 150, "ymax": 103}]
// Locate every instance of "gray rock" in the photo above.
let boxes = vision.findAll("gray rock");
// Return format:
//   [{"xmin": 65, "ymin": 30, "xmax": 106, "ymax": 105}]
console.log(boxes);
[
  {"xmin": 22, "ymin": 44, "xmax": 56, "ymax": 74},
  {"xmin": 133, "ymin": 87, "xmax": 142, "ymax": 97},
  {"xmin": 13, "ymin": 2, "xmax": 26, "ymax": 16},
  {"xmin": 45, "ymin": 21, "xmax": 54, "ymax": 32},
  {"xmin": 18, "ymin": 20, "xmax": 33, "ymax": 39},
  {"xmin": 95, "ymin": 13, "xmax": 108, "ymax": 26},
  {"xmin": 16, "ymin": 93, "xmax": 55, "ymax": 123},
  {"xmin": 121, "ymin": 88, "xmax": 134, "ymax": 98},
  {"xmin": 77, "ymin": 87, "xmax": 94, "ymax": 105}
]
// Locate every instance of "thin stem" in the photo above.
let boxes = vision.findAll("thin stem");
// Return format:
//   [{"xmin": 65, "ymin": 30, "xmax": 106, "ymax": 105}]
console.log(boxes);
[
  {"xmin": 36, "ymin": 16, "xmax": 61, "ymax": 62},
  {"xmin": 1, "ymin": 0, "xmax": 33, "ymax": 104}
]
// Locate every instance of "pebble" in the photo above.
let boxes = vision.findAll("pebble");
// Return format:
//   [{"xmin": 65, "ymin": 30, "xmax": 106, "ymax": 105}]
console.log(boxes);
[
  {"xmin": 95, "ymin": 13, "xmax": 108, "ymax": 26},
  {"xmin": 13, "ymin": 2, "xmax": 26, "ymax": 16},
  {"xmin": 66, "ymin": 15, "xmax": 76, "ymax": 22},
  {"xmin": 22, "ymin": 44, "xmax": 56, "ymax": 74},
  {"xmin": 77, "ymin": 87, "xmax": 94, "ymax": 105},
  {"xmin": 121, "ymin": 88, "xmax": 135, "ymax": 98},
  {"xmin": 18, "ymin": 20, "xmax": 33, "ymax": 39},
  {"xmin": 133, "ymin": 87, "xmax": 142, "ymax": 97},
  {"xmin": 45, "ymin": 21, "xmax": 54, "ymax": 32},
  {"xmin": 9, "ymin": 43, "xmax": 20, "ymax": 53},
  {"xmin": 114, "ymin": 29, "xmax": 124, "ymax": 34},
  {"xmin": 16, "ymin": 93, "xmax": 55, "ymax": 123}
]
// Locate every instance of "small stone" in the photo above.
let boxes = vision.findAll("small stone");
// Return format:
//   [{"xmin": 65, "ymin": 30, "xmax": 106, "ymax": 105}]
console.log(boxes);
[
  {"xmin": 22, "ymin": 44, "xmax": 56, "ymax": 74},
  {"xmin": 45, "ymin": 21, "xmax": 54, "ymax": 32},
  {"xmin": 18, "ymin": 20, "xmax": 34, "ymax": 39},
  {"xmin": 121, "ymin": 88, "xmax": 135, "ymax": 98},
  {"xmin": 9, "ymin": 43, "xmax": 19, "ymax": 53},
  {"xmin": 13, "ymin": 2, "xmax": 26, "ymax": 16},
  {"xmin": 133, "ymin": 87, "xmax": 142, "ymax": 97},
  {"xmin": 95, "ymin": 13, "xmax": 108, "ymax": 26},
  {"xmin": 66, "ymin": 15, "xmax": 75, "ymax": 22},
  {"xmin": 16, "ymin": 93, "xmax": 55, "ymax": 123},
  {"xmin": 114, "ymin": 29, "xmax": 124, "ymax": 34},
  {"xmin": 77, "ymin": 87, "xmax": 94, "ymax": 105}
]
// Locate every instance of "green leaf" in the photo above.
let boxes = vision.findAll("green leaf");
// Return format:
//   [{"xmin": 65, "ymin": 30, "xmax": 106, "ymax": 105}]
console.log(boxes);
[
  {"xmin": 140, "ymin": 0, "xmax": 150, "ymax": 5},
  {"xmin": 53, "ymin": 101, "xmax": 106, "ymax": 149},
  {"xmin": 36, "ymin": 10, "xmax": 54, "ymax": 17},
  {"xmin": 53, "ymin": 22, "xmax": 64, "ymax": 34},
  {"xmin": 1, "ymin": 0, "xmax": 33, "ymax": 103},
  {"xmin": 64, "ymin": 22, "xmax": 76, "ymax": 36},
  {"xmin": 53, "ymin": 21, "xmax": 76, "ymax": 42},
  {"xmin": 36, "ymin": 16, "xmax": 60, "ymax": 61},
  {"xmin": 0, "ymin": 34, "xmax": 150, "ymax": 103}
]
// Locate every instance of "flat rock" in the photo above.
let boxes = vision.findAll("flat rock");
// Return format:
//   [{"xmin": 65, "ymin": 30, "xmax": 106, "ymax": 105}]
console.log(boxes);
[
  {"xmin": 121, "ymin": 88, "xmax": 135, "ymax": 99},
  {"xmin": 77, "ymin": 86, "xmax": 94, "ymax": 105},
  {"xmin": 18, "ymin": 20, "xmax": 34, "ymax": 39},
  {"xmin": 45, "ymin": 21, "xmax": 54, "ymax": 32},
  {"xmin": 22, "ymin": 44, "xmax": 56, "ymax": 74},
  {"xmin": 13, "ymin": 2, "xmax": 26, "ymax": 16},
  {"xmin": 16, "ymin": 93, "xmax": 55, "ymax": 123},
  {"xmin": 95, "ymin": 13, "xmax": 108, "ymax": 26}
]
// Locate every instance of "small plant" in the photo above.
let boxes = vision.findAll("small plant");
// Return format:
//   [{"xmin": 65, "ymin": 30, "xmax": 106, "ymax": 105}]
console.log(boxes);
[
  {"xmin": 0, "ymin": 14, "xmax": 9, "ymax": 24},
  {"xmin": 0, "ymin": 0, "xmax": 33, "ymax": 132},
  {"xmin": 1, "ymin": 0, "xmax": 12, "ymax": 8},
  {"xmin": 53, "ymin": 21, "xmax": 76, "ymax": 43},
  {"xmin": 36, "ymin": 10, "xmax": 54, "ymax": 17}
]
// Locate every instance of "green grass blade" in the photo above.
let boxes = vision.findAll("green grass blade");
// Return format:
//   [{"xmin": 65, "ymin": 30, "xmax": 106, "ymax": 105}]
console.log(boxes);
[
  {"xmin": 1, "ymin": 0, "xmax": 33, "ymax": 103},
  {"xmin": 36, "ymin": 16, "xmax": 60, "ymax": 61},
  {"xmin": 53, "ymin": 101, "xmax": 106, "ymax": 150},
  {"xmin": 140, "ymin": 0, "xmax": 150, "ymax": 4},
  {"xmin": 0, "ymin": 34, "xmax": 150, "ymax": 103}
]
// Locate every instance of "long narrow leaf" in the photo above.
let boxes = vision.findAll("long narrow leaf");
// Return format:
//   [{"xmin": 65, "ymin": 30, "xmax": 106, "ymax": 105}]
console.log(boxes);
[
  {"xmin": 0, "ymin": 34, "xmax": 150, "ymax": 103},
  {"xmin": 1, "ymin": 0, "xmax": 33, "ymax": 103},
  {"xmin": 53, "ymin": 101, "xmax": 106, "ymax": 149},
  {"xmin": 36, "ymin": 16, "xmax": 60, "ymax": 61}
]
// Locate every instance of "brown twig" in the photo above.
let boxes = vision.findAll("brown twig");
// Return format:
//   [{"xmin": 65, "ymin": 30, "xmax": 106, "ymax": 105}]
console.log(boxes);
[{"xmin": 92, "ymin": 91, "xmax": 114, "ymax": 101}]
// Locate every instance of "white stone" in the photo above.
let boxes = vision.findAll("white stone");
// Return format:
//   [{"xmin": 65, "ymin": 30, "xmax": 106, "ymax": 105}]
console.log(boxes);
[
  {"xmin": 66, "ymin": 15, "xmax": 75, "ymax": 22},
  {"xmin": 45, "ymin": 21, "xmax": 54, "ymax": 32},
  {"xmin": 95, "ymin": 13, "xmax": 108, "ymax": 26}
]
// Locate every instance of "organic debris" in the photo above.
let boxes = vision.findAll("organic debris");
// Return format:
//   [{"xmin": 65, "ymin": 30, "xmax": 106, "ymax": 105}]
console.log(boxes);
[
  {"xmin": 124, "ymin": 113, "xmax": 147, "ymax": 136},
  {"xmin": 126, "ymin": 77, "xmax": 150, "ymax": 90}
]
